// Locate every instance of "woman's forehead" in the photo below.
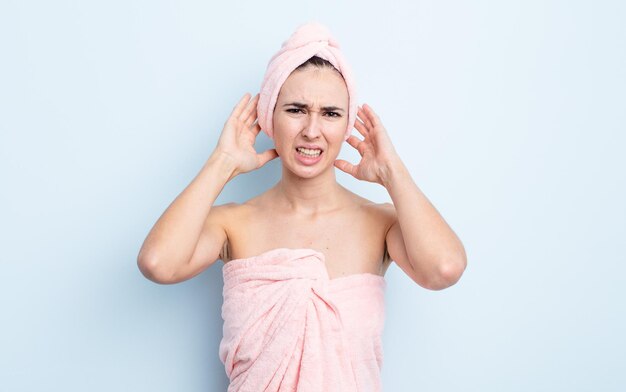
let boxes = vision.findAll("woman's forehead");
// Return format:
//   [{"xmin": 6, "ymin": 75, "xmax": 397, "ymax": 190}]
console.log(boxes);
[{"xmin": 278, "ymin": 68, "xmax": 349, "ymax": 106}]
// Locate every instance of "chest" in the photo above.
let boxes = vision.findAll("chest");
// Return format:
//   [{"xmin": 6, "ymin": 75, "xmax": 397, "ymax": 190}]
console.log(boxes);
[{"xmin": 226, "ymin": 208, "xmax": 390, "ymax": 278}]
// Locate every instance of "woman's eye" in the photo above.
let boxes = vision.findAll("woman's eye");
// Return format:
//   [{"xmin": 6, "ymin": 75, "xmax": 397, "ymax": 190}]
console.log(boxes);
[{"xmin": 285, "ymin": 109, "xmax": 340, "ymax": 117}]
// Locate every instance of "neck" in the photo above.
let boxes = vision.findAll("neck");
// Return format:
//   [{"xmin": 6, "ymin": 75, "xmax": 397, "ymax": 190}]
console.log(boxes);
[{"xmin": 272, "ymin": 164, "xmax": 348, "ymax": 216}]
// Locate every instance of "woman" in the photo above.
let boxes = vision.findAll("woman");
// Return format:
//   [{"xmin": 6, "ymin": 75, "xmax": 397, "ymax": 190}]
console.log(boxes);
[{"xmin": 138, "ymin": 22, "xmax": 466, "ymax": 391}]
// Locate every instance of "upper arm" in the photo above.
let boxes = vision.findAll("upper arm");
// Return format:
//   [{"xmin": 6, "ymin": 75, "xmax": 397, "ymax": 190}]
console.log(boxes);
[
  {"xmin": 168, "ymin": 203, "xmax": 232, "ymax": 283},
  {"xmin": 381, "ymin": 203, "xmax": 430, "ymax": 288}
]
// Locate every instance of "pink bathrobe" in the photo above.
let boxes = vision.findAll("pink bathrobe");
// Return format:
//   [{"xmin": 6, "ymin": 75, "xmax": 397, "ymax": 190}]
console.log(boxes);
[{"xmin": 219, "ymin": 248, "xmax": 386, "ymax": 391}]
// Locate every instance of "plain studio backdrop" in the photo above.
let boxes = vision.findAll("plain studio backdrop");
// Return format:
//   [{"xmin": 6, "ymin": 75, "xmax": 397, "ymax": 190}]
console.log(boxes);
[{"xmin": 1, "ymin": 1, "xmax": 624, "ymax": 391}]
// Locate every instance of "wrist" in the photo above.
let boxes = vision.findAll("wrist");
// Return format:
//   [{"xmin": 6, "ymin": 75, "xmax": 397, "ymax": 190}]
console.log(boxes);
[
  {"xmin": 205, "ymin": 150, "xmax": 239, "ymax": 182},
  {"xmin": 379, "ymin": 157, "xmax": 408, "ymax": 188}
]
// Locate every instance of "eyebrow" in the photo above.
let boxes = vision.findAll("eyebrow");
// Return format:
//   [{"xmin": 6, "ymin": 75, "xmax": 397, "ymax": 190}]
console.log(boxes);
[{"xmin": 282, "ymin": 102, "xmax": 345, "ymax": 112}]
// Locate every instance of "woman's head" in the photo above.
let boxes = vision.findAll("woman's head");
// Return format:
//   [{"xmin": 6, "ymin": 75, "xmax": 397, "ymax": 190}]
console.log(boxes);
[
  {"xmin": 271, "ymin": 58, "xmax": 349, "ymax": 177},
  {"xmin": 257, "ymin": 22, "xmax": 357, "ymax": 142},
  {"xmin": 294, "ymin": 55, "xmax": 340, "ymax": 74}
]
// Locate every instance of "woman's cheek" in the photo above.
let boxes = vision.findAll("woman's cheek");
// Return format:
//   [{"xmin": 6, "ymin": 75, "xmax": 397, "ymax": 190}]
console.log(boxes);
[
  {"xmin": 290, "ymin": 117, "xmax": 305, "ymax": 132},
  {"xmin": 277, "ymin": 116, "xmax": 297, "ymax": 134}
]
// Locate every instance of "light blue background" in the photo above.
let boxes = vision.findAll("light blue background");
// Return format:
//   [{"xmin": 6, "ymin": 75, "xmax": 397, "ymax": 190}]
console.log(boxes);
[{"xmin": 1, "ymin": 0, "xmax": 625, "ymax": 391}]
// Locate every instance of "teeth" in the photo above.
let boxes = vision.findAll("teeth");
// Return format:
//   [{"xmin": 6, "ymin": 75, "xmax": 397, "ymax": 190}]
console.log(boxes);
[{"xmin": 297, "ymin": 147, "xmax": 321, "ymax": 157}]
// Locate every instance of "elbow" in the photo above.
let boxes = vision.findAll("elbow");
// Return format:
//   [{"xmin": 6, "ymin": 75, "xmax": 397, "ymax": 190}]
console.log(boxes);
[
  {"xmin": 424, "ymin": 255, "xmax": 467, "ymax": 291},
  {"xmin": 137, "ymin": 255, "xmax": 175, "ymax": 285}
]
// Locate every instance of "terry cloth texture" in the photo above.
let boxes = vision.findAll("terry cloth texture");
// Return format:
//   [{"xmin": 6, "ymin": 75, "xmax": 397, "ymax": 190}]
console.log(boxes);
[
  {"xmin": 257, "ymin": 22, "xmax": 358, "ymax": 141},
  {"xmin": 219, "ymin": 248, "xmax": 386, "ymax": 391}
]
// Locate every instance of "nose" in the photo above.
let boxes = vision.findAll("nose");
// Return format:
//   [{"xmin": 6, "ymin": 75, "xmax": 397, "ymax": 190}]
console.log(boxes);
[{"xmin": 302, "ymin": 113, "xmax": 322, "ymax": 139}]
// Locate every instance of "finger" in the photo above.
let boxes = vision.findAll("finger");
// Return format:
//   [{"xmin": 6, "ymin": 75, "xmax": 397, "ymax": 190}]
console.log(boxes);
[
  {"xmin": 231, "ymin": 93, "xmax": 251, "ymax": 118},
  {"xmin": 354, "ymin": 118, "xmax": 369, "ymax": 137},
  {"xmin": 243, "ymin": 94, "xmax": 260, "ymax": 124},
  {"xmin": 362, "ymin": 103, "xmax": 381, "ymax": 127},
  {"xmin": 244, "ymin": 104, "xmax": 258, "ymax": 128},
  {"xmin": 257, "ymin": 148, "xmax": 279, "ymax": 167},
  {"xmin": 357, "ymin": 106, "xmax": 373, "ymax": 129},
  {"xmin": 356, "ymin": 105, "xmax": 365, "ymax": 122},
  {"xmin": 346, "ymin": 135, "xmax": 364, "ymax": 156},
  {"xmin": 250, "ymin": 121, "xmax": 262, "ymax": 136},
  {"xmin": 245, "ymin": 99, "xmax": 259, "ymax": 126},
  {"xmin": 334, "ymin": 159, "xmax": 357, "ymax": 178}
]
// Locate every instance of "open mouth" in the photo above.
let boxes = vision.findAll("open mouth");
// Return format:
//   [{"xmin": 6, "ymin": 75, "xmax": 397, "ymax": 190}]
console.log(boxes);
[{"xmin": 295, "ymin": 147, "xmax": 323, "ymax": 158}]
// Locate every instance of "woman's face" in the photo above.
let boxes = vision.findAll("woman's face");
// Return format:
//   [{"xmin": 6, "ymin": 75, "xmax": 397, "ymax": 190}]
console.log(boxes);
[{"xmin": 273, "ymin": 66, "xmax": 349, "ymax": 178}]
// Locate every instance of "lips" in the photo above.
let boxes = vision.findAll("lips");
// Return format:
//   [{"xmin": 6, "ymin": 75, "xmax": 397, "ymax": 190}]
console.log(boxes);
[
  {"xmin": 296, "ymin": 147, "xmax": 324, "ymax": 158},
  {"xmin": 296, "ymin": 145, "xmax": 324, "ymax": 151},
  {"xmin": 294, "ymin": 147, "xmax": 323, "ymax": 165}
]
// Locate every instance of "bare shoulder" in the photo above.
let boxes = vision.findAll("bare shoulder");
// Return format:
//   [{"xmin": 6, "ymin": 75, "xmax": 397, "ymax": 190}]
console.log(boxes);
[
  {"xmin": 210, "ymin": 201, "xmax": 251, "ymax": 232},
  {"xmin": 375, "ymin": 201, "xmax": 398, "ymax": 226},
  {"xmin": 352, "ymin": 194, "xmax": 397, "ymax": 228},
  {"xmin": 208, "ymin": 201, "xmax": 238, "ymax": 222},
  {"xmin": 347, "ymin": 195, "xmax": 397, "ymax": 270},
  {"xmin": 198, "ymin": 201, "xmax": 237, "ymax": 244},
  {"xmin": 202, "ymin": 201, "xmax": 246, "ymax": 246},
  {"xmin": 214, "ymin": 196, "xmax": 265, "ymax": 237}
]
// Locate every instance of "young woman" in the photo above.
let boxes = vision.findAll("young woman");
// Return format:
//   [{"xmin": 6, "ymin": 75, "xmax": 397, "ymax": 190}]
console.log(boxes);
[{"xmin": 138, "ymin": 22, "xmax": 466, "ymax": 391}]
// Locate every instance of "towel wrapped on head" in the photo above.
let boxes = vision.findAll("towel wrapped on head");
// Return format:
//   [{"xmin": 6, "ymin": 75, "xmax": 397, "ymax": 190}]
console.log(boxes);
[{"xmin": 257, "ymin": 22, "xmax": 358, "ymax": 141}]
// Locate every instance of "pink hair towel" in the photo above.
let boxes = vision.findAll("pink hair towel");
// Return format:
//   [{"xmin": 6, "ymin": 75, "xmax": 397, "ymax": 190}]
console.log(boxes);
[
  {"xmin": 257, "ymin": 22, "xmax": 358, "ymax": 141},
  {"xmin": 219, "ymin": 248, "xmax": 386, "ymax": 391}
]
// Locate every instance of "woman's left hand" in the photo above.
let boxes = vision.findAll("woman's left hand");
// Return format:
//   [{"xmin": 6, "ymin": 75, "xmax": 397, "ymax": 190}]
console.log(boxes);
[{"xmin": 334, "ymin": 104, "xmax": 401, "ymax": 186}]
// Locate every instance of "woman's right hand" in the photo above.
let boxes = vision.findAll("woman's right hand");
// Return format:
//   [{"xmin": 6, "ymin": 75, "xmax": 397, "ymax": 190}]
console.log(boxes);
[{"xmin": 211, "ymin": 93, "xmax": 278, "ymax": 179}]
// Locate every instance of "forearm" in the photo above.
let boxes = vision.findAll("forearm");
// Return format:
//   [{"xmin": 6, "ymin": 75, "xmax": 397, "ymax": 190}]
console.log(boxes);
[
  {"xmin": 137, "ymin": 151, "xmax": 237, "ymax": 271},
  {"xmin": 382, "ymin": 158, "xmax": 466, "ymax": 282}
]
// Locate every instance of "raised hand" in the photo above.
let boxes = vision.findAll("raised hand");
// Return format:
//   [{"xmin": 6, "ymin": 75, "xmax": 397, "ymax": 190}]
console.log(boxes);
[
  {"xmin": 334, "ymin": 104, "xmax": 401, "ymax": 186},
  {"xmin": 213, "ymin": 93, "xmax": 278, "ymax": 178}
]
